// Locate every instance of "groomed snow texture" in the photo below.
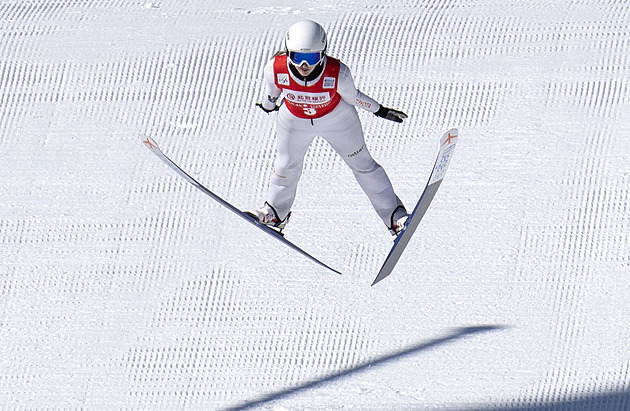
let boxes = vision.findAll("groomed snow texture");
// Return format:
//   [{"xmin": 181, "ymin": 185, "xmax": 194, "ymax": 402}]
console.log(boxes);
[{"xmin": 1, "ymin": 1, "xmax": 629, "ymax": 410}]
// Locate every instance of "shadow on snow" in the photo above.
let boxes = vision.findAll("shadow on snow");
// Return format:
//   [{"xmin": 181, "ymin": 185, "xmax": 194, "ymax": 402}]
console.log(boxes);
[{"xmin": 228, "ymin": 325, "xmax": 506, "ymax": 410}]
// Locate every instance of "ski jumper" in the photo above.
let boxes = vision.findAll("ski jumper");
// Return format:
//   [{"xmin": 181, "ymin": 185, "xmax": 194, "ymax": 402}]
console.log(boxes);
[{"xmin": 261, "ymin": 54, "xmax": 404, "ymax": 226}]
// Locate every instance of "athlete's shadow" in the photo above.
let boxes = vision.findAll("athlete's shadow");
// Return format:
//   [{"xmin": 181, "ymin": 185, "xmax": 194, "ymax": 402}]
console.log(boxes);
[{"xmin": 227, "ymin": 325, "xmax": 506, "ymax": 410}]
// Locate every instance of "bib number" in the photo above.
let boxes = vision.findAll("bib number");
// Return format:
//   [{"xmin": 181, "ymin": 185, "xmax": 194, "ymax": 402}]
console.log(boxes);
[{"xmin": 303, "ymin": 107, "xmax": 317, "ymax": 116}]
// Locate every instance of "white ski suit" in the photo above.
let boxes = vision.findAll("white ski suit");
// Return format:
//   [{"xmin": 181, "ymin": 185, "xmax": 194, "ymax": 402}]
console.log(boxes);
[{"xmin": 260, "ymin": 54, "xmax": 404, "ymax": 227}]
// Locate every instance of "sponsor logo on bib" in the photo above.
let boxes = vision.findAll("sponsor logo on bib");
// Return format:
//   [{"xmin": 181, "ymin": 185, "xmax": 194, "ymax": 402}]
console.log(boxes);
[
  {"xmin": 277, "ymin": 73, "xmax": 290, "ymax": 86},
  {"xmin": 284, "ymin": 91, "xmax": 331, "ymax": 105}
]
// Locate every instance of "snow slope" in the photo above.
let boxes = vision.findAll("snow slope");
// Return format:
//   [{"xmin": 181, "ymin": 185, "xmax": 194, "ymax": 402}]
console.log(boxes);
[{"xmin": 1, "ymin": 0, "xmax": 629, "ymax": 409}]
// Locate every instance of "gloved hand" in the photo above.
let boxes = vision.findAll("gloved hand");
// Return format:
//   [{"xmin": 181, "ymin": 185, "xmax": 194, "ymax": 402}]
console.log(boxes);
[
  {"xmin": 374, "ymin": 105, "xmax": 408, "ymax": 123},
  {"xmin": 256, "ymin": 95, "xmax": 279, "ymax": 113},
  {"xmin": 256, "ymin": 102, "xmax": 279, "ymax": 113}
]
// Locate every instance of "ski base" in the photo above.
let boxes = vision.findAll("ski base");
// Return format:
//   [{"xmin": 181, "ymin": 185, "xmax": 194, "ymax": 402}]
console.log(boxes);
[
  {"xmin": 372, "ymin": 128, "xmax": 459, "ymax": 286},
  {"xmin": 141, "ymin": 135, "xmax": 341, "ymax": 275}
]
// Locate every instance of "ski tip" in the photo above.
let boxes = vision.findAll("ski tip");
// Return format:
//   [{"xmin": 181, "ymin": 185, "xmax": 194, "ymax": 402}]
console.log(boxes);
[
  {"xmin": 445, "ymin": 128, "xmax": 458, "ymax": 137},
  {"xmin": 140, "ymin": 134, "xmax": 159, "ymax": 150},
  {"xmin": 440, "ymin": 129, "xmax": 458, "ymax": 147}
]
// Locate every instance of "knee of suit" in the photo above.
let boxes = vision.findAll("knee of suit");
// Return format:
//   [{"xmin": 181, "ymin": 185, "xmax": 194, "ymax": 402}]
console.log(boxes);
[
  {"xmin": 351, "ymin": 159, "xmax": 381, "ymax": 175},
  {"xmin": 272, "ymin": 162, "xmax": 303, "ymax": 180}
]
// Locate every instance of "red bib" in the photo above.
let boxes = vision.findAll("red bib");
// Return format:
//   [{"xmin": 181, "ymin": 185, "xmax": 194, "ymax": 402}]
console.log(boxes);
[{"xmin": 273, "ymin": 54, "xmax": 342, "ymax": 119}]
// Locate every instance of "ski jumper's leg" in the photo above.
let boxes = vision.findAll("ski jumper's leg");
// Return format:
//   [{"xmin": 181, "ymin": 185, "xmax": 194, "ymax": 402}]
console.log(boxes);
[
  {"xmin": 266, "ymin": 107, "xmax": 315, "ymax": 220},
  {"xmin": 317, "ymin": 102, "xmax": 404, "ymax": 226}
]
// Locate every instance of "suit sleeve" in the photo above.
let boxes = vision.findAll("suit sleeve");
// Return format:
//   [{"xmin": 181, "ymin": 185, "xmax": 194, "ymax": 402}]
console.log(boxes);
[
  {"xmin": 336, "ymin": 62, "xmax": 380, "ymax": 113},
  {"xmin": 261, "ymin": 58, "xmax": 282, "ymax": 111}
]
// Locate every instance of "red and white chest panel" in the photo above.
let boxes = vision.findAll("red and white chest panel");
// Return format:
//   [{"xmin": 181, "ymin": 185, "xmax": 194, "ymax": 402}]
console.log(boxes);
[{"xmin": 273, "ymin": 55, "xmax": 342, "ymax": 119}]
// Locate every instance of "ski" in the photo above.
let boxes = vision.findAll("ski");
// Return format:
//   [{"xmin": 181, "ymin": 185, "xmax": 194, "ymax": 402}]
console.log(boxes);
[
  {"xmin": 372, "ymin": 129, "xmax": 459, "ymax": 286},
  {"xmin": 141, "ymin": 135, "xmax": 341, "ymax": 275}
]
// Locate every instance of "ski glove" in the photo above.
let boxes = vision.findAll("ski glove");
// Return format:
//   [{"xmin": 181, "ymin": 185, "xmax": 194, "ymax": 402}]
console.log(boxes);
[
  {"xmin": 375, "ymin": 105, "xmax": 408, "ymax": 123},
  {"xmin": 256, "ymin": 95, "xmax": 279, "ymax": 113}
]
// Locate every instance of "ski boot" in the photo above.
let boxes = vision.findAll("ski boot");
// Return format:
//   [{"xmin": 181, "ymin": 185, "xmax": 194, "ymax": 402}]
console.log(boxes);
[
  {"xmin": 246, "ymin": 202, "xmax": 291, "ymax": 233},
  {"xmin": 389, "ymin": 205, "xmax": 409, "ymax": 237}
]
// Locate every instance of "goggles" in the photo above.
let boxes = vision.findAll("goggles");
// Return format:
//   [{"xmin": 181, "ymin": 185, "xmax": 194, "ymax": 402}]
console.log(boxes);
[{"xmin": 288, "ymin": 51, "xmax": 324, "ymax": 67}]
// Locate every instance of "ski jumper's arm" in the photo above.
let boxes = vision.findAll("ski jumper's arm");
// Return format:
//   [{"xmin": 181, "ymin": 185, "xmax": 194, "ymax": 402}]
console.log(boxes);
[
  {"xmin": 260, "ymin": 58, "xmax": 282, "ymax": 111},
  {"xmin": 336, "ymin": 62, "xmax": 380, "ymax": 113}
]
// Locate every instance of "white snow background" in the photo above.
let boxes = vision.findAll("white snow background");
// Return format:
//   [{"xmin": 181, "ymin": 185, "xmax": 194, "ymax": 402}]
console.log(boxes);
[{"xmin": 1, "ymin": 0, "xmax": 629, "ymax": 409}]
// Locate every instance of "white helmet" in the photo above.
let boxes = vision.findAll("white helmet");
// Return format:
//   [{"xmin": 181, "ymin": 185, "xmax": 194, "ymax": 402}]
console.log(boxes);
[{"xmin": 285, "ymin": 20, "xmax": 327, "ymax": 66}]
